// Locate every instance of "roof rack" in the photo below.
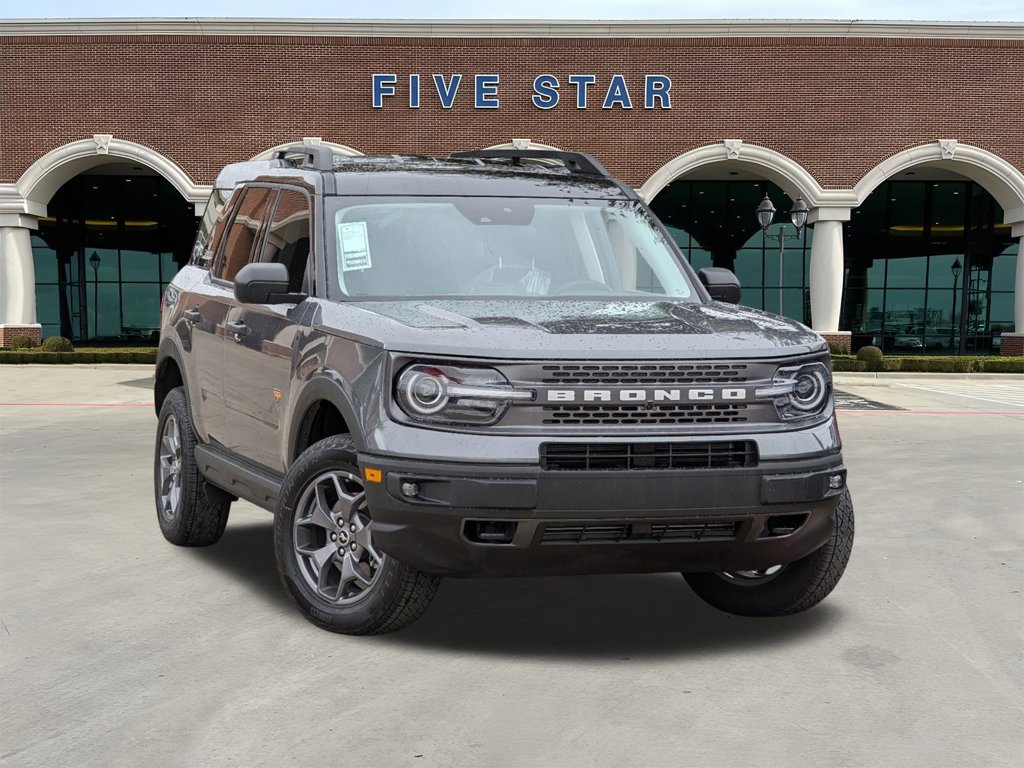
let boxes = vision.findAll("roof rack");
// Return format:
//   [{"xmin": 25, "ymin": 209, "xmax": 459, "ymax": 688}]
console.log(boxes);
[
  {"xmin": 449, "ymin": 149, "xmax": 611, "ymax": 177},
  {"xmin": 272, "ymin": 145, "xmax": 334, "ymax": 171}
]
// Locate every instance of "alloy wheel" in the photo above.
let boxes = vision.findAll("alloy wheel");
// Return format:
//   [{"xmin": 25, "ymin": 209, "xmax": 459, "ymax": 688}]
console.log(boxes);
[
  {"xmin": 292, "ymin": 470, "xmax": 384, "ymax": 604},
  {"xmin": 157, "ymin": 415, "xmax": 183, "ymax": 521}
]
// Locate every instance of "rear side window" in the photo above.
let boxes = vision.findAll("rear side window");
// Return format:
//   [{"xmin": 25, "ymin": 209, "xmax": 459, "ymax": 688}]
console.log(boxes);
[
  {"xmin": 259, "ymin": 189, "xmax": 312, "ymax": 294},
  {"xmin": 215, "ymin": 186, "xmax": 276, "ymax": 282},
  {"xmin": 191, "ymin": 189, "xmax": 230, "ymax": 269}
]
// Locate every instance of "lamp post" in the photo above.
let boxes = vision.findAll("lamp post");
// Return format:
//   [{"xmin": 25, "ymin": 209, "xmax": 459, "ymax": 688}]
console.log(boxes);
[
  {"xmin": 756, "ymin": 194, "xmax": 808, "ymax": 318},
  {"xmin": 89, "ymin": 251, "xmax": 101, "ymax": 339},
  {"xmin": 949, "ymin": 257, "xmax": 962, "ymax": 352}
]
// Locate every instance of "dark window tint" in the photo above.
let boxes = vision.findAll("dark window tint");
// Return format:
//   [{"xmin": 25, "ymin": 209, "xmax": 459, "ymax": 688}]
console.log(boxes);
[
  {"xmin": 191, "ymin": 189, "xmax": 231, "ymax": 269},
  {"xmin": 216, "ymin": 187, "xmax": 275, "ymax": 282},
  {"xmin": 260, "ymin": 189, "xmax": 312, "ymax": 293}
]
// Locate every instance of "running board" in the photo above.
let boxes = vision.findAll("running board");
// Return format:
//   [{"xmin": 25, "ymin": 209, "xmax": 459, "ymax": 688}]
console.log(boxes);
[{"xmin": 195, "ymin": 445, "xmax": 282, "ymax": 512}]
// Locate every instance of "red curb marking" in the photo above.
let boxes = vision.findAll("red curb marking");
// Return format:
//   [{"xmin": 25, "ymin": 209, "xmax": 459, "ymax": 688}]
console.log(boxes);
[{"xmin": 838, "ymin": 409, "xmax": 1022, "ymax": 415}]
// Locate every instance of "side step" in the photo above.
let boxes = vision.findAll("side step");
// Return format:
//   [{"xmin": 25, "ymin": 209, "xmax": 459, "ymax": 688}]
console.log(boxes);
[{"xmin": 195, "ymin": 445, "xmax": 282, "ymax": 512}]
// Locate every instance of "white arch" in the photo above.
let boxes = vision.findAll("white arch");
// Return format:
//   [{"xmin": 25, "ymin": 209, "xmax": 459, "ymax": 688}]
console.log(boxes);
[
  {"xmin": 250, "ymin": 138, "xmax": 363, "ymax": 161},
  {"xmin": 16, "ymin": 136, "xmax": 207, "ymax": 211},
  {"xmin": 637, "ymin": 141, "xmax": 841, "ymax": 207},
  {"xmin": 852, "ymin": 141, "xmax": 1024, "ymax": 227}
]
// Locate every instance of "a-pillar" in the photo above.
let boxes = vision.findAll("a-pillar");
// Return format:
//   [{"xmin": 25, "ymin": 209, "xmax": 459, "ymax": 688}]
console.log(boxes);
[
  {"xmin": 1001, "ymin": 225, "xmax": 1024, "ymax": 356},
  {"xmin": 807, "ymin": 207, "xmax": 851, "ymax": 352},
  {"xmin": 0, "ymin": 216, "xmax": 41, "ymax": 347}
]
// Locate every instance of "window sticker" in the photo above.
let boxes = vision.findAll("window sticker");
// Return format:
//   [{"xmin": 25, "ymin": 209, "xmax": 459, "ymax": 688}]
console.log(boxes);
[{"xmin": 338, "ymin": 221, "xmax": 372, "ymax": 271}]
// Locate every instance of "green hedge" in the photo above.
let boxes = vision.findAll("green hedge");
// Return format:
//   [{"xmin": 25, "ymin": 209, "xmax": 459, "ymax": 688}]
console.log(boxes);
[
  {"xmin": 832, "ymin": 355, "xmax": 1023, "ymax": 374},
  {"xmin": 0, "ymin": 349, "xmax": 156, "ymax": 364}
]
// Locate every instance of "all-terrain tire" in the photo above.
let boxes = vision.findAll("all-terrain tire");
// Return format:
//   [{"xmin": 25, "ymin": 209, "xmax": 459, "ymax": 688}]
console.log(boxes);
[
  {"xmin": 274, "ymin": 434, "xmax": 441, "ymax": 635},
  {"xmin": 154, "ymin": 386, "xmax": 231, "ymax": 546},
  {"xmin": 683, "ymin": 488, "xmax": 854, "ymax": 617}
]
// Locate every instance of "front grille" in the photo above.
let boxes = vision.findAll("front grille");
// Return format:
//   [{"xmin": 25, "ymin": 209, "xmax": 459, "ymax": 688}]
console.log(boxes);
[
  {"xmin": 540, "ymin": 441, "xmax": 757, "ymax": 471},
  {"xmin": 541, "ymin": 520, "xmax": 741, "ymax": 544},
  {"xmin": 540, "ymin": 363, "xmax": 749, "ymax": 385},
  {"xmin": 542, "ymin": 403, "xmax": 749, "ymax": 425}
]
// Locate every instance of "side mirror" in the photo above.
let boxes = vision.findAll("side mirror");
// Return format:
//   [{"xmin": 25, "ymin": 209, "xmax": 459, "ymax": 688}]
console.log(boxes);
[
  {"xmin": 233, "ymin": 262, "xmax": 306, "ymax": 305},
  {"xmin": 698, "ymin": 267, "xmax": 741, "ymax": 304}
]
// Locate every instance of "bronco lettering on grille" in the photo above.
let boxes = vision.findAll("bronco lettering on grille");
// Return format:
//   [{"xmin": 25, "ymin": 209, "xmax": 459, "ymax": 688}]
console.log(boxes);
[{"xmin": 545, "ymin": 387, "xmax": 749, "ymax": 403}]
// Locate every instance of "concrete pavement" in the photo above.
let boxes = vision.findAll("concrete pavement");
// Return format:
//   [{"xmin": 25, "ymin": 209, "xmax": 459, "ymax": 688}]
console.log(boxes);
[{"xmin": 1, "ymin": 366, "xmax": 1022, "ymax": 767}]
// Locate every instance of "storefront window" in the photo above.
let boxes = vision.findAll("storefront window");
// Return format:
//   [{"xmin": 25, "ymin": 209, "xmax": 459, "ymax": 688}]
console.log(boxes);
[
  {"xmin": 844, "ymin": 180, "xmax": 1016, "ymax": 354},
  {"xmin": 650, "ymin": 179, "xmax": 812, "ymax": 323},
  {"xmin": 32, "ymin": 173, "xmax": 198, "ymax": 343}
]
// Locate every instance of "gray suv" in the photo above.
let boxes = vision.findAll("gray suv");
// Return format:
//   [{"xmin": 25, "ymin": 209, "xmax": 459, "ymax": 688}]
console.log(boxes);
[{"xmin": 153, "ymin": 147, "xmax": 853, "ymax": 635}]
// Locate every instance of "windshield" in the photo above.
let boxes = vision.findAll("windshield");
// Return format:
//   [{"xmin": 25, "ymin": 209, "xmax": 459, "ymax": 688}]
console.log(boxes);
[{"xmin": 326, "ymin": 196, "xmax": 697, "ymax": 300}]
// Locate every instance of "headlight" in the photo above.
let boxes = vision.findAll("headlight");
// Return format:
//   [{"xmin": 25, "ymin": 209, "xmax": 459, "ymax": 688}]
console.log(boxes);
[
  {"xmin": 395, "ymin": 363, "xmax": 533, "ymax": 425},
  {"xmin": 756, "ymin": 361, "xmax": 832, "ymax": 421}
]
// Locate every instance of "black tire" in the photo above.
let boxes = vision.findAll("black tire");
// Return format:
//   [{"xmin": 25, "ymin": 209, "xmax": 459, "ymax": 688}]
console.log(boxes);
[
  {"xmin": 153, "ymin": 386, "xmax": 231, "ymax": 546},
  {"xmin": 274, "ymin": 434, "xmax": 440, "ymax": 635},
  {"xmin": 683, "ymin": 489, "xmax": 854, "ymax": 617}
]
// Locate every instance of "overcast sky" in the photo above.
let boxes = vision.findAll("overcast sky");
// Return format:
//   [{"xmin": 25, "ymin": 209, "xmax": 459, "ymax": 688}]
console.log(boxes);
[{"xmin": 3, "ymin": 0, "xmax": 1023, "ymax": 21}]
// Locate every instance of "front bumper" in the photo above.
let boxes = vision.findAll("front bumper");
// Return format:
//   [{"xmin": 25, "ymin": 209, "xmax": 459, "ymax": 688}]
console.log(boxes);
[{"xmin": 359, "ymin": 449, "xmax": 846, "ymax": 577}]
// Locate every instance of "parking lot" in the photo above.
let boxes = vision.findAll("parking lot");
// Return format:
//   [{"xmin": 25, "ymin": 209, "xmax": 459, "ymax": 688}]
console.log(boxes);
[{"xmin": 1, "ymin": 366, "xmax": 1022, "ymax": 768}]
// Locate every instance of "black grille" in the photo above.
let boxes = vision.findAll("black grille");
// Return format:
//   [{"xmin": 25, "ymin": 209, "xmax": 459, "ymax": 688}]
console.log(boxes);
[
  {"xmin": 542, "ymin": 403, "xmax": 749, "ymax": 425},
  {"xmin": 541, "ymin": 520, "xmax": 741, "ymax": 544},
  {"xmin": 540, "ymin": 441, "xmax": 757, "ymax": 471},
  {"xmin": 540, "ymin": 363, "xmax": 748, "ymax": 385}
]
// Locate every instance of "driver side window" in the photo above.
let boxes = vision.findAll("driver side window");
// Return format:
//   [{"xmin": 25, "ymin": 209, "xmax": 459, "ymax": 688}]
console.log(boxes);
[{"xmin": 214, "ymin": 186, "xmax": 275, "ymax": 283}]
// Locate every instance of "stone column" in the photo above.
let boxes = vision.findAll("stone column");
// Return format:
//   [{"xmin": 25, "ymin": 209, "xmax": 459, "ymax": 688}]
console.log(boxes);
[
  {"xmin": 807, "ymin": 207, "xmax": 851, "ymax": 352},
  {"xmin": 0, "ymin": 224, "xmax": 41, "ymax": 347},
  {"xmin": 1002, "ymin": 232, "xmax": 1024, "ymax": 356}
]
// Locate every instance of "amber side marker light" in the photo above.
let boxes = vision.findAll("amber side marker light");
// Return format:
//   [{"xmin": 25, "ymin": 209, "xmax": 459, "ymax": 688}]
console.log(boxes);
[{"xmin": 364, "ymin": 468, "xmax": 383, "ymax": 484}]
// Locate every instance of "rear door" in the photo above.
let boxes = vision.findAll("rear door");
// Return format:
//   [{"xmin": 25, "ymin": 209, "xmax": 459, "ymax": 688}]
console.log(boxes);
[{"xmin": 222, "ymin": 186, "xmax": 315, "ymax": 472}]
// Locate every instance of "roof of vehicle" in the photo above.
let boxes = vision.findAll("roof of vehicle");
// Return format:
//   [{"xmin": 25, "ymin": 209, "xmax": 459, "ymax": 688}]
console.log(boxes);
[{"xmin": 215, "ymin": 149, "xmax": 634, "ymax": 200}]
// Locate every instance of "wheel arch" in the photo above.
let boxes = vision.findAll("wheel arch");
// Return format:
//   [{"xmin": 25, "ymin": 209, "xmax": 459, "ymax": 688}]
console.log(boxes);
[
  {"xmin": 288, "ymin": 376, "xmax": 363, "ymax": 464},
  {"xmin": 154, "ymin": 338, "xmax": 187, "ymax": 416}
]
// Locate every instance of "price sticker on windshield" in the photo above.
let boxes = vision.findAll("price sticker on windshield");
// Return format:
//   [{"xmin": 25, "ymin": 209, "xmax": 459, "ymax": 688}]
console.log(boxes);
[{"xmin": 338, "ymin": 221, "xmax": 372, "ymax": 271}]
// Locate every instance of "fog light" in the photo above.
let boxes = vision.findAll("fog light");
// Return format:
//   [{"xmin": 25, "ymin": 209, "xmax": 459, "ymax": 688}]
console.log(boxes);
[
  {"xmin": 828, "ymin": 474, "xmax": 844, "ymax": 490},
  {"xmin": 400, "ymin": 482, "xmax": 420, "ymax": 498}
]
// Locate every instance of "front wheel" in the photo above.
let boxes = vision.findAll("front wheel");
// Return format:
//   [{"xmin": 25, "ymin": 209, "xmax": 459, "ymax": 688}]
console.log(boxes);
[
  {"xmin": 274, "ymin": 435, "xmax": 440, "ymax": 635},
  {"xmin": 683, "ymin": 489, "xmax": 854, "ymax": 617}
]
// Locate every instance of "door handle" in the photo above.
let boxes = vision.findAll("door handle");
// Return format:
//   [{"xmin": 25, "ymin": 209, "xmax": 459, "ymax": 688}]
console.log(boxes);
[
  {"xmin": 183, "ymin": 309, "xmax": 202, "ymax": 323},
  {"xmin": 226, "ymin": 320, "xmax": 249, "ymax": 340}
]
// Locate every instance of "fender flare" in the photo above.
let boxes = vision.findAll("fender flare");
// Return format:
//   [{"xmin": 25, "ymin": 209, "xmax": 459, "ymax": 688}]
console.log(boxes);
[
  {"xmin": 155, "ymin": 337, "xmax": 188, "ymax": 416},
  {"xmin": 287, "ymin": 373, "xmax": 364, "ymax": 462}
]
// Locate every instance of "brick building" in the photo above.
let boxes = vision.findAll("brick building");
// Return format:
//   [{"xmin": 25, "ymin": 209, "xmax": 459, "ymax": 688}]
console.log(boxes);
[{"xmin": 1, "ymin": 18, "xmax": 1022, "ymax": 353}]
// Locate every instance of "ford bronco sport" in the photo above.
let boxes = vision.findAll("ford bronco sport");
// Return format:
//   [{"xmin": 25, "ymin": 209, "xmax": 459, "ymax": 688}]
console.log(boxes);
[{"xmin": 153, "ymin": 147, "xmax": 853, "ymax": 635}]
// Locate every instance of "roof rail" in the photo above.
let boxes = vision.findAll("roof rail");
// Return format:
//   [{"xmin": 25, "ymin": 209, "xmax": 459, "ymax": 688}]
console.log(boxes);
[
  {"xmin": 273, "ymin": 145, "xmax": 334, "ymax": 171},
  {"xmin": 449, "ymin": 149, "xmax": 611, "ymax": 177}
]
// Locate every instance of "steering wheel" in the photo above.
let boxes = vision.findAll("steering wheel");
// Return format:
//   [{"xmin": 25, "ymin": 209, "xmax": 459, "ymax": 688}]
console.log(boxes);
[{"xmin": 551, "ymin": 279, "xmax": 616, "ymax": 295}]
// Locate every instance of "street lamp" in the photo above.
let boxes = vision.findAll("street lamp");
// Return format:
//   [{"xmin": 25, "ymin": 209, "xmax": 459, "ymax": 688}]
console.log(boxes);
[
  {"xmin": 756, "ymin": 194, "xmax": 808, "ymax": 317},
  {"xmin": 949, "ymin": 257, "xmax": 962, "ymax": 352},
  {"xmin": 89, "ymin": 251, "xmax": 101, "ymax": 339}
]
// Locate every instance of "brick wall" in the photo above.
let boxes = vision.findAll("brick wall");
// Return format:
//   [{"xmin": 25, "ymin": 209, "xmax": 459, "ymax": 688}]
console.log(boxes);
[{"xmin": 2, "ymin": 34, "xmax": 1023, "ymax": 188}]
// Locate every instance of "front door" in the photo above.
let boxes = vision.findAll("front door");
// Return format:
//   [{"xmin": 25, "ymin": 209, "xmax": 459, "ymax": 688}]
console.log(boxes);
[{"xmin": 221, "ymin": 187, "xmax": 315, "ymax": 472}]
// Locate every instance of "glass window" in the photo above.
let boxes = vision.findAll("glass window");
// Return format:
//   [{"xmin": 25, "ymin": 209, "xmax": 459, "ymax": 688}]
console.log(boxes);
[
  {"xmin": 191, "ymin": 189, "xmax": 231, "ymax": 269},
  {"xmin": 216, "ymin": 187, "xmax": 276, "ymax": 282},
  {"xmin": 328, "ymin": 197, "xmax": 695, "ymax": 300},
  {"xmin": 261, "ymin": 189, "xmax": 312, "ymax": 293}
]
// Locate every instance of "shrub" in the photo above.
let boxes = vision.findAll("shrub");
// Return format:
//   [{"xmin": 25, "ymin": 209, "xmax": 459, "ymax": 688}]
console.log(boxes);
[
  {"xmin": 879, "ymin": 357, "xmax": 903, "ymax": 371},
  {"xmin": 856, "ymin": 345, "xmax": 884, "ymax": 363},
  {"xmin": 979, "ymin": 358, "xmax": 1024, "ymax": 373},
  {"xmin": 827, "ymin": 340, "xmax": 850, "ymax": 356},
  {"xmin": 40, "ymin": 336, "xmax": 74, "ymax": 352},
  {"xmin": 8, "ymin": 335, "xmax": 35, "ymax": 350},
  {"xmin": 831, "ymin": 357, "xmax": 867, "ymax": 372}
]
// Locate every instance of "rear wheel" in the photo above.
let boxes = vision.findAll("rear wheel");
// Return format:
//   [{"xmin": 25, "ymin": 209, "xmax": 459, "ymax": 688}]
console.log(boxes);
[
  {"xmin": 274, "ymin": 435, "xmax": 440, "ymax": 635},
  {"xmin": 153, "ymin": 387, "xmax": 231, "ymax": 546},
  {"xmin": 683, "ymin": 489, "xmax": 854, "ymax": 617}
]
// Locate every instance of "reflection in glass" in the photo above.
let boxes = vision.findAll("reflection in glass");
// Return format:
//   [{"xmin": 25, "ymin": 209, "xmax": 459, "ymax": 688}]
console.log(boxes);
[{"xmin": 31, "ymin": 172, "xmax": 198, "ymax": 342}]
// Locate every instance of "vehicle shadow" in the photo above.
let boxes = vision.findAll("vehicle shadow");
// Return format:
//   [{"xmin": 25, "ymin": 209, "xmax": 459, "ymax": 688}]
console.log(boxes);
[{"xmin": 190, "ymin": 519, "xmax": 842, "ymax": 660}]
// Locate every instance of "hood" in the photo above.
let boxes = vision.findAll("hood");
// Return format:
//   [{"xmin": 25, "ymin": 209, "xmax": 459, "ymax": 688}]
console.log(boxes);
[{"xmin": 317, "ymin": 298, "xmax": 826, "ymax": 360}]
